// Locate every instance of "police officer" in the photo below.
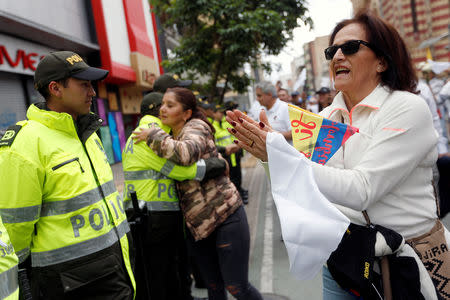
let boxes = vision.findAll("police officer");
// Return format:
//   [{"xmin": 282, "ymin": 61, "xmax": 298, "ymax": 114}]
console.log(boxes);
[
  {"xmin": 0, "ymin": 51, "xmax": 135, "ymax": 299},
  {"xmin": 0, "ymin": 215, "xmax": 19, "ymax": 300},
  {"xmin": 122, "ymin": 92, "xmax": 225, "ymax": 300},
  {"xmin": 213, "ymin": 103, "xmax": 248, "ymax": 203},
  {"xmin": 153, "ymin": 73, "xmax": 192, "ymax": 93}
]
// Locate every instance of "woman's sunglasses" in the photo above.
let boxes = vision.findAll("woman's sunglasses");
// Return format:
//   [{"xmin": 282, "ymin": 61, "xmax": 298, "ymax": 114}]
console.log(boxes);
[{"xmin": 324, "ymin": 40, "xmax": 377, "ymax": 60}]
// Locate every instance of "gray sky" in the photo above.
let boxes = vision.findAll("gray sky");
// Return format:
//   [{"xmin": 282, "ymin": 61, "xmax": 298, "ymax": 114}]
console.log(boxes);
[{"xmin": 266, "ymin": 0, "xmax": 353, "ymax": 81}]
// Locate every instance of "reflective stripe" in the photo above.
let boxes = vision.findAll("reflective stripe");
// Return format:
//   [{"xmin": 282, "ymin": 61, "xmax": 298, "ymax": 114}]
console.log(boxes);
[
  {"xmin": 40, "ymin": 181, "xmax": 116, "ymax": 217},
  {"xmin": 124, "ymin": 199, "xmax": 180, "ymax": 211},
  {"xmin": 145, "ymin": 201, "xmax": 179, "ymax": 211},
  {"xmin": 195, "ymin": 159, "xmax": 206, "ymax": 181},
  {"xmin": 0, "ymin": 205, "xmax": 40, "ymax": 224},
  {"xmin": 0, "ymin": 265, "xmax": 18, "ymax": 299},
  {"xmin": 160, "ymin": 161, "xmax": 175, "ymax": 176},
  {"xmin": 216, "ymin": 135, "xmax": 232, "ymax": 142},
  {"xmin": 124, "ymin": 169, "xmax": 169, "ymax": 181},
  {"xmin": 16, "ymin": 248, "xmax": 30, "ymax": 264},
  {"xmin": 31, "ymin": 220, "xmax": 130, "ymax": 267}
]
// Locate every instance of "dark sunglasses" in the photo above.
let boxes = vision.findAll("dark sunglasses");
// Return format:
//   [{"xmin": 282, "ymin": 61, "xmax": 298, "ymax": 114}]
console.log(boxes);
[{"xmin": 324, "ymin": 40, "xmax": 377, "ymax": 60}]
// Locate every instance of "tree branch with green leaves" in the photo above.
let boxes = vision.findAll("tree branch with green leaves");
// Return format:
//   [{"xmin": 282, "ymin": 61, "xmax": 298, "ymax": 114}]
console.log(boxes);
[{"xmin": 151, "ymin": 0, "xmax": 313, "ymax": 102}]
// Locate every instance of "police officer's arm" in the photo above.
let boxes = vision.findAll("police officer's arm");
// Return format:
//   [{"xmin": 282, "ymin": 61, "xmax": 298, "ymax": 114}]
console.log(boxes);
[
  {"xmin": 146, "ymin": 151, "xmax": 200, "ymax": 181},
  {"xmin": 0, "ymin": 150, "xmax": 43, "ymax": 263},
  {"xmin": 146, "ymin": 152, "xmax": 225, "ymax": 181}
]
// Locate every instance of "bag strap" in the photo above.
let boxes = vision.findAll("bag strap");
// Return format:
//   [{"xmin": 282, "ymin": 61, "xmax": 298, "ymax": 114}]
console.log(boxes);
[
  {"xmin": 432, "ymin": 179, "xmax": 440, "ymax": 217},
  {"xmin": 362, "ymin": 210, "xmax": 371, "ymax": 226},
  {"xmin": 362, "ymin": 210, "xmax": 392, "ymax": 300}
]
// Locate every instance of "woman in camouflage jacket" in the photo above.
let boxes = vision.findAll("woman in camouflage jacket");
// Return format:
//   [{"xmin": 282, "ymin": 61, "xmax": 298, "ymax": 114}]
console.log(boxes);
[{"xmin": 133, "ymin": 87, "xmax": 262, "ymax": 300}]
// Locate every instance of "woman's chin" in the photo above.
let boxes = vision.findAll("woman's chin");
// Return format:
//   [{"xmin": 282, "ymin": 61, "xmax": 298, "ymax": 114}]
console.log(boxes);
[{"xmin": 333, "ymin": 82, "xmax": 351, "ymax": 94}]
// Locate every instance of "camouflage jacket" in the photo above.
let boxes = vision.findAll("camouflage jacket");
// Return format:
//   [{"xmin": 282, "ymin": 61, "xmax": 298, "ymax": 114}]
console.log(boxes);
[{"xmin": 146, "ymin": 118, "xmax": 242, "ymax": 240}]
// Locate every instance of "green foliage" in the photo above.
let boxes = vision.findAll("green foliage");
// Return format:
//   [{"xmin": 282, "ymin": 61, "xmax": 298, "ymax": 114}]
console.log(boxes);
[{"xmin": 151, "ymin": 0, "xmax": 312, "ymax": 101}]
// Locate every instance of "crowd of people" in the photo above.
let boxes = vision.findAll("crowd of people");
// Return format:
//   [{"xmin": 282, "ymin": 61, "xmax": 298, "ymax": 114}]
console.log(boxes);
[
  {"xmin": 0, "ymin": 49, "xmax": 261, "ymax": 300},
  {"xmin": 0, "ymin": 8, "xmax": 449, "ymax": 300}
]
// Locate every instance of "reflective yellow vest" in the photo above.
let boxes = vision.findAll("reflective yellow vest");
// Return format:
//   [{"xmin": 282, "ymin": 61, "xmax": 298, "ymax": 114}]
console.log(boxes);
[
  {"xmin": 0, "ymin": 104, "xmax": 135, "ymax": 294},
  {"xmin": 214, "ymin": 117, "xmax": 236, "ymax": 167},
  {"xmin": 0, "ymin": 215, "xmax": 19, "ymax": 300},
  {"xmin": 122, "ymin": 115, "xmax": 204, "ymax": 211}
]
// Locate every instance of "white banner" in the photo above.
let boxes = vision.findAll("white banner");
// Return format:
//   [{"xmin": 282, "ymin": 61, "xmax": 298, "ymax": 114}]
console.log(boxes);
[{"xmin": 266, "ymin": 132, "xmax": 350, "ymax": 280}]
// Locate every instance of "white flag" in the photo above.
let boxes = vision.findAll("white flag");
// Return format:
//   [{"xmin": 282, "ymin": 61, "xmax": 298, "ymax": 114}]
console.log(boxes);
[{"xmin": 266, "ymin": 132, "xmax": 350, "ymax": 280}]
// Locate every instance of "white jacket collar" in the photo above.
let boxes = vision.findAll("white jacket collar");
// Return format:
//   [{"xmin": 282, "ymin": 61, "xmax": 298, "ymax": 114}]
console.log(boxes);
[{"xmin": 326, "ymin": 84, "xmax": 391, "ymax": 121}]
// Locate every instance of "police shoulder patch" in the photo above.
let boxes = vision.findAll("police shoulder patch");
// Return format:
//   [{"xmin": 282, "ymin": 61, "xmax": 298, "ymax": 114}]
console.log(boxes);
[{"xmin": 0, "ymin": 125, "xmax": 22, "ymax": 147}]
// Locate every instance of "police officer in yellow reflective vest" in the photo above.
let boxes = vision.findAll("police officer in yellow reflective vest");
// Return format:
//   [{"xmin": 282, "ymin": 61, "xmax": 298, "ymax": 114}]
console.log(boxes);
[
  {"xmin": 0, "ymin": 215, "xmax": 19, "ymax": 300},
  {"xmin": 212, "ymin": 104, "xmax": 248, "ymax": 204},
  {"xmin": 122, "ymin": 92, "xmax": 225, "ymax": 300},
  {"xmin": 0, "ymin": 51, "xmax": 135, "ymax": 299}
]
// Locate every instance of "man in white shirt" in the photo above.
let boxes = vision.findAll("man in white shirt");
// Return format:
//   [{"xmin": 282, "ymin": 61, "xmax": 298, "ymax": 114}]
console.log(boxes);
[
  {"xmin": 417, "ymin": 78, "xmax": 449, "ymax": 218},
  {"xmin": 255, "ymin": 81, "xmax": 292, "ymax": 142},
  {"xmin": 417, "ymin": 79, "xmax": 449, "ymax": 156}
]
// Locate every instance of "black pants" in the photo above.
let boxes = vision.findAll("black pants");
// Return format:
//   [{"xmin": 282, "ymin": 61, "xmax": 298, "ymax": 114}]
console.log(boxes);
[
  {"xmin": 31, "ymin": 241, "xmax": 134, "ymax": 300},
  {"xmin": 186, "ymin": 206, "xmax": 263, "ymax": 300},
  {"xmin": 140, "ymin": 211, "xmax": 191, "ymax": 300}
]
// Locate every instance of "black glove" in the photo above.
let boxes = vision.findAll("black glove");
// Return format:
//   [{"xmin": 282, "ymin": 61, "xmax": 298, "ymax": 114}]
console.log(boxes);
[{"xmin": 203, "ymin": 157, "xmax": 226, "ymax": 180}]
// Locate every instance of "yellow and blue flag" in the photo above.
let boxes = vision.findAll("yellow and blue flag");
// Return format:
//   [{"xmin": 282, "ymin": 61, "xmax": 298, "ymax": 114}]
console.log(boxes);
[{"xmin": 288, "ymin": 104, "xmax": 358, "ymax": 165}]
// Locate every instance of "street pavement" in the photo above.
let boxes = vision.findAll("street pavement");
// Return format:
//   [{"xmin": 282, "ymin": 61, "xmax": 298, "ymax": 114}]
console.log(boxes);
[{"xmin": 111, "ymin": 154, "xmax": 450, "ymax": 300}]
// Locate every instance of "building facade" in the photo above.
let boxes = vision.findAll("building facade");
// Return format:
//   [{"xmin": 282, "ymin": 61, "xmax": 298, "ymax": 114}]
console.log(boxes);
[
  {"xmin": 302, "ymin": 35, "xmax": 333, "ymax": 94},
  {"xmin": 352, "ymin": 0, "xmax": 449, "ymax": 63},
  {"xmin": 0, "ymin": 0, "xmax": 163, "ymax": 164}
]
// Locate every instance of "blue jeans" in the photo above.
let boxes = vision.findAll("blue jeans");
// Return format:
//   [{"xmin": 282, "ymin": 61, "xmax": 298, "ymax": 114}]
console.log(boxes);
[
  {"xmin": 322, "ymin": 266, "xmax": 358, "ymax": 300},
  {"xmin": 186, "ymin": 205, "xmax": 262, "ymax": 300}
]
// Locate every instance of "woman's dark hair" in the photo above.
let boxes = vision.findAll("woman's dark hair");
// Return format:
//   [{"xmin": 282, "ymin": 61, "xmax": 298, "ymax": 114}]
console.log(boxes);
[
  {"xmin": 329, "ymin": 10, "xmax": 417, "ymax": 93},
  {"xmin": 166, "ymin": 87, "xmax": 215, "ymax": 133}
]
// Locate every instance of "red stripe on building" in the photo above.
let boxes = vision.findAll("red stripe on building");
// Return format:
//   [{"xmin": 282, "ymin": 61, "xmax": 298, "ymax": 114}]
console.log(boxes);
[
  {"xmin": 432, "ymin": 14, "xmax": 450, "ymax": 22},
  {"xmin": 432, "ymin": 24, "xmax": 449, "ymax": 31},
  {"xmin": 383, "ymin": 3, "xmax": 393, "ymax": 13},
  {"xmin": 435, "ymin": 43, "xmax": 449, "ymax": 50},
  {"xmin": 432, "ymin": 4, "xmax": 449, "ymax": 12},
  {"xmin": 436, "ymin": 53, "xmax": 450, "ymax": 60},
  {"xmin": 413, "ymin": 57, "xmax": 427, "ymax": 64},
  {"xmin": 401, "ymin": 1, "xmax": 425, "ymax": 9},
  {"xmin": 150, "ymin": 8, "xmax": 164, "ymax": 75},
  {"xmin": 403, "ymin": 10, "xmax": 426, "ymax": 18},
  {"xmin": 122, "ymin": 0, "xmax": 154, "ymax": 58},
  {"xmin": 405, "ymin": 29, "xmax": 428, "ymax": 37},
  {"xmin": 403, "ymin": 19, "xmax": 427, "ymax": 27},
  {"xmin": 90, "ymin": 0, "xmax": 136, "ymax": 83}
]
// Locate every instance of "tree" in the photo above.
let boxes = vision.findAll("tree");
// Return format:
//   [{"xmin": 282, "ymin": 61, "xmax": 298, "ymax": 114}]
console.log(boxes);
[{"xmin": 151, "ymin": 0, "xmax": 313, "ymax": 101}]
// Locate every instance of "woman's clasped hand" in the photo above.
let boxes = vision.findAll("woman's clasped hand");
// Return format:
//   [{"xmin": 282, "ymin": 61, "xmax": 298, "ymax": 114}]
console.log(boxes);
[{"xmin": 225, "ymin": 109, "xmax": 272, "ymax": 162}]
